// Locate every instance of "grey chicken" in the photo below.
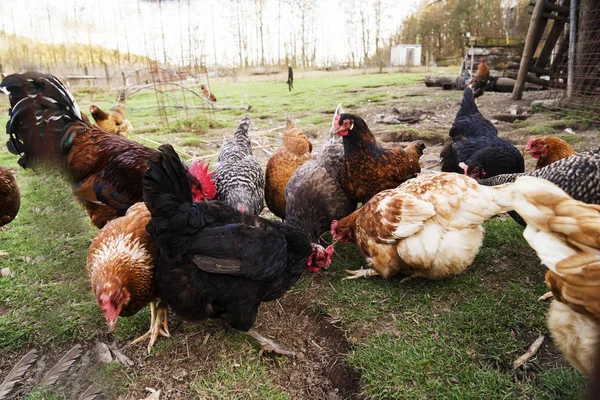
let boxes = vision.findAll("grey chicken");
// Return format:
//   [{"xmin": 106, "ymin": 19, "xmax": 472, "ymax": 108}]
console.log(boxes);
[
  {"xmin": 285, "ymin": 105, "xmax": 357, "ymax": 243},
  {"xmin": 480, "ymin": 147, "xmax": 600, "ymax": 225},
  {"xmin": 213, "ymin": 116, "xmax": 265, "ymax": 215}
]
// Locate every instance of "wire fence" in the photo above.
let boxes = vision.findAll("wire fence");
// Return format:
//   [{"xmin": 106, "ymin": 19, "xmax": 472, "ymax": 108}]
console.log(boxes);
[{"xmin": 546, "ymin": 7, "xmax": 600, "ymax": 123}]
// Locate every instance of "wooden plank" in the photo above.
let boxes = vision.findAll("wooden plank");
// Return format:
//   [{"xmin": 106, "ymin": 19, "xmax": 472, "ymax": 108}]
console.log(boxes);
[
  {"xmin": 528, "ymin": 0, "xmax": 570, "ymax": 14},
  {"xmin": 513, "ymin": 0, "xmax": 547, "ymax": 99},
  {"xmin": 506, "ymin": 70, "xmax": 551, "ymax": 87},
  {"xmin": 540, "ymin": 11, "xmax": 569, "ymax": 22},
  {"xmin": 536, "ymin": 0, "xmax": 569, "ymax": 70}
]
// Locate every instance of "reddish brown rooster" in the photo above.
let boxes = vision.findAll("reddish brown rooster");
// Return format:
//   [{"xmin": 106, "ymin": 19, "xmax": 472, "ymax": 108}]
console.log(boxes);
[
  {"xmin": 332, "ymin": 109, "xmax": 425, "ymax": 203},
  {"xmin": 525, "ymin": 136, "xmax": 577, "ymax": 170},
  {"xmin": 468, "ymin": 57, "xmax": 490, "ymax": 100},
  {"xmin": 2, "ymin": 72, "xmax": 215, "ymax": 229}
]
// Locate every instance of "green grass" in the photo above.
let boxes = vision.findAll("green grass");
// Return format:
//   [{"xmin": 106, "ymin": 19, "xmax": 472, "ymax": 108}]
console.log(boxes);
[{"xmin": 0, "ymin": 68, "xmax": 588, "ymax": 398}]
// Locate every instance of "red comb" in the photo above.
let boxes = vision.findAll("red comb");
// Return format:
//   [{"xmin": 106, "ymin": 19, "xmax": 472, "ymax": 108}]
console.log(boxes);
[{"xmin": 190, "ymin": 160, "xmax": 217, "ymax": 200}]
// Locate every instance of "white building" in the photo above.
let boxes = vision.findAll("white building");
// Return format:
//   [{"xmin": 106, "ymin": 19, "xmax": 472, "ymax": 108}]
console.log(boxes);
[{"xmin": 390, "ymin": 44, "xmax": 422, "ymax": 67}]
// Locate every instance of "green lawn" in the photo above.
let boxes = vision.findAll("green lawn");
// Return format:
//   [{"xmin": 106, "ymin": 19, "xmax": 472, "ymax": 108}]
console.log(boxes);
[{"xmin": 0, "ymin": 68, "xmax": 586, "ymax": 399}]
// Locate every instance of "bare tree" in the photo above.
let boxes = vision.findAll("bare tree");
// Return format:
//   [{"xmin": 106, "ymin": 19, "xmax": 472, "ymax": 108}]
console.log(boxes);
[
  {"xmin": 256, "ymin": 0, "xmax": 266, "ymax": 66},
  {"xmin": 360, "ymin": 8, "xmax": 371, "ymax": 66}
]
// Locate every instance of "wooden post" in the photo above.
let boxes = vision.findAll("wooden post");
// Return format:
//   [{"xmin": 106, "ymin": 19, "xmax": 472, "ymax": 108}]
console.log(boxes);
[
  {"xmin": 512, "ymin": 0, "xmax": 546, "ymax": 100},
  {"xmin": 567, "ymin": 0, "xmax": 577, "ymax": 97}
]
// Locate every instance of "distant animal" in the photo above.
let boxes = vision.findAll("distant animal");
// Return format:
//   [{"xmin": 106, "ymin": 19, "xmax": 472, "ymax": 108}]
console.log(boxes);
[
  {"xmin": 213, "ymin": 116, "xmax": 265, "ymax": 215},
  {"xmin": 525, "ymin": 136, "xmax": 577, "ymax": 170},
  {"xmin": 440, "ymin": 87, "xmax": 524, "ymax": 180},
  {"xmin": 512, "ymin": 176, "xmax": 600, "ymax": 376},
  {"xmin": 2, "ymin": 71, "xmax": 216, "ymax": 229},
  {"xmin": 332, "ymin": 111, "xmax": 425, "ymax": 204},
  {"xmin": 331, "ymin": 173, "xmax": 514, "ymax": 281},
  {"xmin": 480, "ymin": 147, "xmax": 600, "ymax": 226},
  {"xmin": 467, "ymin": 57, "xmax": 490, "ymax": 100},
  {"xmin": 264, "ymin": 113, "xmax": 313, "ymax": 219},
  {"xmin": 0, "ymin": 166, "xmax": 20, "ymax": 229},
  {"xmin": 201, "ymin": 84, "xmax": 217, "ymax": 102},
  {"xmin": 287, "ymin": 66, "xmax": 293, "ymax": 91},
  {"xmin": 142, "ymin": 144, "xmax": 333, "ymax": 356},
  {"xmin": 90, "ymin": 91, "xmax": 132, "ymax": 137},
  {"xmin": 285, "ymin": 104, "xmax": 358, "ymax": 244}
]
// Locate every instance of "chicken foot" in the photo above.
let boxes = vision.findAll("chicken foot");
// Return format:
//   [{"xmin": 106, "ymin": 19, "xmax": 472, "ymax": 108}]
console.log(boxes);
[
  {"xmin": 131, "ymin": 301, "xmax": 170, "ymax": 353},
  {"xmin": 343, "ymin": 267, "xmax": 379, "ymax": 280},
  {"xmin": 538, "ymin": 291, "xmax": 553, "ymax": 301},
  {"xmin": 246, "ymin": 330, "xmax": 304, "ymax": 358}
]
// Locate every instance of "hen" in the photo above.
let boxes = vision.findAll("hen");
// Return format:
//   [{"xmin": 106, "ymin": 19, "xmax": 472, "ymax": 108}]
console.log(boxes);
[
  {"xmin": 87, "ymin": 203, "xmax": 168, "ymax": 352},
  {"xmin": 90, "ymin": 91, "xmax": 132, "ymax": 137},
  {"xmin": 142, "ymin": 145, "xmax": 332, "ymax": 356},
  {"xmin": 213, "ymin": 116, "xmax": 265, "ymax": 215},
  {"xmin": 440, "ymin": 87, "xmax": 524, "ymax": 180},
  {"xmin": 525, "ymin": 136, "xmax": 577, "ymax": 170},
  {"xmin": 285, "ymin": 105, "xmax": 357, "ymax": 244},
  {"xmin": 2, "ymin": 71, "xmax": 214, "ymax": 229},
  {"xmin": 0, "ymin": 166, "xmax": 20, "ymax": 229},
  {"xmin": 265, "ymin": 113, "xmax": 314, "ymax": 219},
  {"xmin": 333, "ymin": 110, "xmax": 425, "ymax": 203},
  {"xmin": 331, "ymin": 173, "xmax": 513, "ymax": 281},
  {"xmin": 467, "ymin": 57, "xmax": 491, "ymax": 100},
  {"xmin": 512, "ymin": 176, "xmax": 600, "ymax": 376},
  {"xmin": 201, "ymin": 84, "xmax": 217, "ymax": 102}
]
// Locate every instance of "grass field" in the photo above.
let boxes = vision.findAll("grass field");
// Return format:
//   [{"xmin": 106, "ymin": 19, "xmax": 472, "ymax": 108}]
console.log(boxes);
[{"xmin": 0, "ymin": 69, "xmax": 589, "ymax": 399}]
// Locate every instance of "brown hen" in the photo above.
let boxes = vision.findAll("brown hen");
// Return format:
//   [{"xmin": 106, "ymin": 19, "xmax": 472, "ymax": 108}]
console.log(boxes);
[
  {"xmin": 525, "ymin": 136, "xmax": 577, "ymax": 170},
  {"xmin": 513, "ymin": 176, "xmax": 600, "ymax": 376},
  {"xmin": 265, "ymin": 113, "xmax": 313, "ymax": 219},
  {"xmin": 333, "ymin": 111, "xmax": 425, "ymax": 203},
  {"xmin": 90, "ymin": 91, "xmax": 132, "ymax": 137},
  {"xmin": 0, "ymin": 166, "xmax": 20, "ymax": 229}
]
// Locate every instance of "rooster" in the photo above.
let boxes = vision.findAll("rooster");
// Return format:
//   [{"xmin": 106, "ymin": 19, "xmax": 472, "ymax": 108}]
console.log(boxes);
[
  {"xmin": 440, "ymin": 87, "xmax": 524, "ymax": 180},
  {"xmin": 467, "ymin": 57, "xmax": 490, "ymax": 100},
  {"xmin": 332, "ymin": 110, "xmax": 425, "ymax": 204},
  {"xmin": 213, "ymin": 116, "xmax": 265, "ymax": 215},
  {"xmin": 0, "ymin": 166, "xmax": 20, "ymax": 229},
  {"xmin": 2, "ymin": 72, "xmax": 215, "ymax": 229},
  {"xmin": 90, "ymin": 90, "xmax": 132, "ymax": 137},
  {"xmin": 331, "ymin": 173, "xmax": 514, "ymax": 281},
  {"xmin": 265, "ymin": 112, "xmax": 314, "ymax": 219},
  {"xmin": 512, "ymin": 176, "xmax": 600, "ymax": 376},
  {"xmin": 142, "ymin": 145, "xmax": 333, "ymax": 356},
  {"xmin": 285, "ymin": 104, "xmax": 357, "ymax": 245},
  {"xmin": 525, "ymin": 136, "xmax": 577, "ymax": 170}
]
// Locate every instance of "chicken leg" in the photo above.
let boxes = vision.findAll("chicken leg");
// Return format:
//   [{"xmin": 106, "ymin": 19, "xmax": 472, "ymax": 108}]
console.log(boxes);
[
  {"xmin": 343, "ymin": 267, "xmax": 379, "ymax": 280},
  {"xmin": 131, "ymin": 301, "xmax": 170, "ymax": 353},
  {"xmin": 246, "ymin": 330, "xmax": 303, "ymax": 358}
]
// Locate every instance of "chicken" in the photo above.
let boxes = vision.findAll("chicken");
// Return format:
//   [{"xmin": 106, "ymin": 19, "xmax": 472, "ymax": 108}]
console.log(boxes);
[
  {"xmin": 142, "ymin": 145, "xmax": 333, "ymax": 356},
  {"xmin": 87, "ymin": 203, "xmax": 168, "ymax": 352},
  {"xmin": 201, "ymin": 84, "xmax": 217, "ymax": 102},
  {"xmin": 512, "ymin": 176, "xmax": 600, "ymax": 376},
  {"xmin": 525, "ymin": 136, "xmax": 577, "ymax": 170},
  {"xmin": 0, "ymin": 166, "xmax": 20, "ymax": 229},
  {"xmin": 285, "ymin": 105, "xmax": 358, "ymax": 243},
  {"xmin": 467, "ymin": 57, "xmax": 490, "ymax": 99},
  {"xmin": 440, "ymin": 87, "xmax": 524, "ymax": 180},
  {"xmin": 332, "ymin": 109, "xmax": 425, "ymax": 203},
  {"xmin": 330, "ymin": 173, "xmax": 513, "ymax": 281},
  {"xmin": 2, "ymin": 71, "xmax": 215, "ymax": 229},
  {"xmin": 213, "ymin": 116, "xmax": 265, "ymax": 215},
  {"xmin": 264, "ymin": 113, "xmax": 314, "ymax": 219},
  {"xmin": 90, "ymin": 91, "xmax": 132, "ymax": 138}
]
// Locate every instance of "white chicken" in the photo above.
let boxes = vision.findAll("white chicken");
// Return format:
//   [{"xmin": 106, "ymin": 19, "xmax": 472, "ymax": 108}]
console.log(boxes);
[{"xmin": 331, "ymin": 172, "xmax": 514, "ymax": 281}]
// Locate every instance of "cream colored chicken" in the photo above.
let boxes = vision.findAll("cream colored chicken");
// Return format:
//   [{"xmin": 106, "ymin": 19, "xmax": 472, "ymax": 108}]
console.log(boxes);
[
  {"xmin": 512, "ymin": 176, "xmax": 600, "ymax": 376},
  {"xmin": 331, "ymin": 172, "xmax": 513, "ymax": 281}
]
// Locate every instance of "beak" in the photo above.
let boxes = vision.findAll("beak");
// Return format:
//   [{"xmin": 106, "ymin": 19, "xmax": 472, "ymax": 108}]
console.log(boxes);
[
  {"xmin": 107, "ymin": 318, "xmax": 118, "ymax": 333},
  {"xmin": 523, "ymin": 148, "xmax": 531, "ymax": 154}
]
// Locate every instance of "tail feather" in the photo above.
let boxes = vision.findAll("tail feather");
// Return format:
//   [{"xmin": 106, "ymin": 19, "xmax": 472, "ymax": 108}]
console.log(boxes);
[
  {"xmin": 455, "ymin": 87, "xmax": 478, "ymax": 120},
  {"xmin": 142, "ymin": 144, "xmax": 192, "ymax": 215},
  {"xmin": 2, "ymin": 72, "xmax": 88, "ymax": 167}
]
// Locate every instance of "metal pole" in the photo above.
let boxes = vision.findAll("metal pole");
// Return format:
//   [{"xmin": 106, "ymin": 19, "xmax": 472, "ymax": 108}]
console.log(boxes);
[{"xmin": 567, "ymin": 0, "xmax": 577, "ymax": 98}]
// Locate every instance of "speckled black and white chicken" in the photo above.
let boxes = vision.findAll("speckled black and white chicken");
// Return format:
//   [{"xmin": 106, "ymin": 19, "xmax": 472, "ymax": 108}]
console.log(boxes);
[
  {"xmin": 285, "ymin": 105, "xmax": 357, "ymax": 244},
  {"xmin": 480, "ymin": 147, "xmax": 600, "ymax": 226},
  {"xmin": 213, "ymin": 116, "xmax": 265, "ymax": 215}
]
